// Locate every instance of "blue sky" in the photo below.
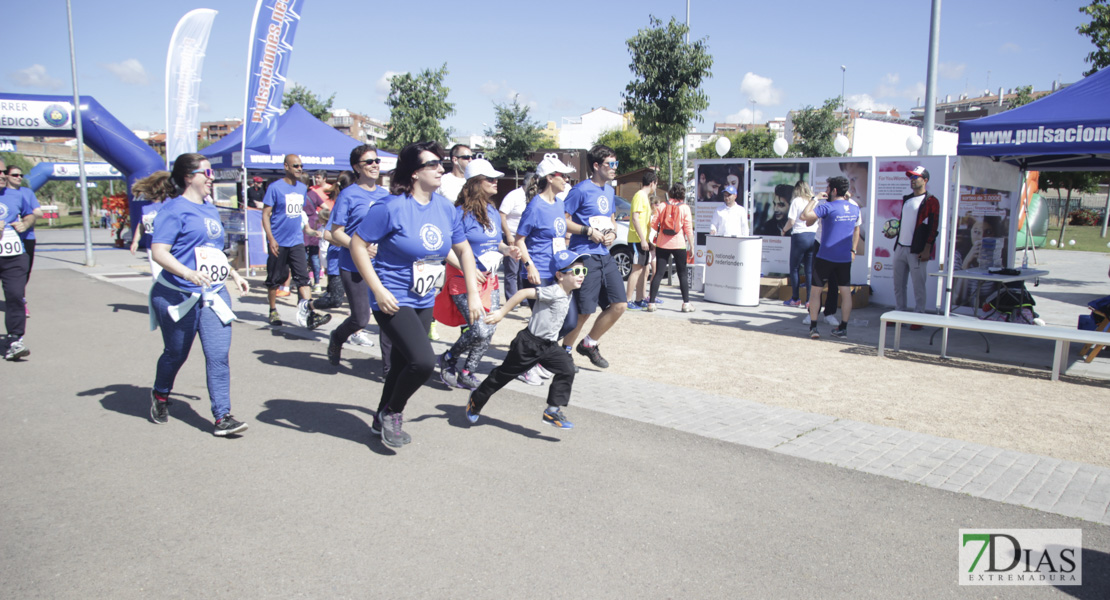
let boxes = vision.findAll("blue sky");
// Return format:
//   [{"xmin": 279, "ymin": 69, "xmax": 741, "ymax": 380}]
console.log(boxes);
[{"xmin": 2, "ymin": 0, "xmax": 1098, "ymax": 138}]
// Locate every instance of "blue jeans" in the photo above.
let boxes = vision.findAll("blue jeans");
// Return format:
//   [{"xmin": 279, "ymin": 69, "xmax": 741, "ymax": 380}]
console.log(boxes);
[
  {"xmin": 305, "ymin": 246, "xmax": 321, "ymax": 284},
  {"xmin": 151, "ymin": 283, "xmax": 234, "ymax": 420},
  {"xmin": 788, "ymin": 232, "xmax": 816, "ymax": 302},
  {"xmin": 502, "ymin": 257, "xmax": 520, "ymax": 301}
]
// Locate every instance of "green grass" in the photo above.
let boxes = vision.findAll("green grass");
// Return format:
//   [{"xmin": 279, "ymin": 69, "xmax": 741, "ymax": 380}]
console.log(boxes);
[
  {"xmin": 41, "ymin": 214, "xmax": 96, "ymax": 229},
  {"xmin": 1044, "ymin": 225, "xmax": 1110, "ymax": 253}
]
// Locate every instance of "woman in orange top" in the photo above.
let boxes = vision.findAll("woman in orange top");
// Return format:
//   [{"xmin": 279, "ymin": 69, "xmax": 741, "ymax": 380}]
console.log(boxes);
[{"xmin": 647, "ymin": 183, "xmax": 695, "ymax": 313}]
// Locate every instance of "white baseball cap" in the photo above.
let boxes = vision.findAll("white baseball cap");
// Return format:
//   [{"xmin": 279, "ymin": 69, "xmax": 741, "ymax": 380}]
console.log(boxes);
[
  {"xmin": 536, "ymin": 156, "xmax": 577, "ymax": 178},
  {"xmin": 464, "ymin": 158, "xmax": 504, "ymax": 180}
]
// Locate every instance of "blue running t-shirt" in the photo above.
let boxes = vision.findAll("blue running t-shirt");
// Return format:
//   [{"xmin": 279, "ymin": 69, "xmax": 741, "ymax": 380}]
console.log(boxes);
[
  {"xmin": 516, "ymin": 196, "xmax": 567, "ymax": 282},
  {"xmin": 263, "ymin": 179, "xmax": 308, "ymax": 248},
  {"xmin": 563, "ymin": 179, "xmax": 615, "ymax": 256}
]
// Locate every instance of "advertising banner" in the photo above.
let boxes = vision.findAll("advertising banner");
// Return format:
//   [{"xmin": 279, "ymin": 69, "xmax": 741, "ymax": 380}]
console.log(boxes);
[
  {"xmin": 51, "ymin": 163, "xmax": 122, "ymax": 178},
  {"xmin": 166, "ymin": 9, "xmax": 218, "ymax": 165},
  {"xmin": 750, "ymin": 160, "xmax": 810, "ymax": 274},
  {"xmin": 692, "ymin": 159, "xmax": 745, "ymax": 264},
  {"xmin": 242, "ymin": 0, "xmax": 306, "ymax": 151},
  {"xmin": 0, "ymin": 100, "xmax": 73, "ymax": 131},
  {"xmin": 812, "ymin": 158, "xmax": 873, "ymax": 284}
]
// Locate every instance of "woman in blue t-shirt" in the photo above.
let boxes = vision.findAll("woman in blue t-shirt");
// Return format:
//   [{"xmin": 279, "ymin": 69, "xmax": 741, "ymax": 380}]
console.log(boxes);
[
  {"xmin": 350, "ymin": 141, "xmax": 483, "ymax": 449},
  {"xmin": 436, "ymin": 159, "xmax": 521, "ymax": 390},
  {"xmin": 148, "ymin": 153, "xmax": 250, "ymax": 437},
  {"xmin": 130, "ymin": 171, "xmax": 177, "ymax": 279}
]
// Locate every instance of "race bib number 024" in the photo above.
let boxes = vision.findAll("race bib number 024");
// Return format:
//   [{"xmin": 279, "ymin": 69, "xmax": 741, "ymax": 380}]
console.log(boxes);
[{"xmin": 411, "ymin": 260, "xmax": 445, "ymax": 297}]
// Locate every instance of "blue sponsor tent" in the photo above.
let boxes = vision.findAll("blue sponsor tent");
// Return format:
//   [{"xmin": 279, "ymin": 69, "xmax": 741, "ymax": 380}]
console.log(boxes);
[
  {"xmin": 957, "ymin": 66, "xmax": 1110, "ymax": 171},
  {"xmin": 201, "ymin": 103, "xmax": 395, "ymax": 172}
]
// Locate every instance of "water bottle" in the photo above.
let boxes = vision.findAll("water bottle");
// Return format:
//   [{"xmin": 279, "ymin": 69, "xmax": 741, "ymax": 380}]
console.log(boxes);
[{"xmin": 1021, "ymin": 252, "xmax": 1028, "ymax": 270}]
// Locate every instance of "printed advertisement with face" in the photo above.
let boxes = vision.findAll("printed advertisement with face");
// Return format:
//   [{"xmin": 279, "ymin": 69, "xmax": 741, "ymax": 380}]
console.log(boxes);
[
  {"xmin": 871, "ymin": 156, "xmax": 949, "ymax": 308},
  {"xmin": 692, "ymin": 160, "xmax": 745, "ymax": 263},
  {"xmin": 812, "ymin": 159, "xmax": 873, "ymax": 284},
  {"xmin": 750, "ymin": 161, "xmax": 809, "ymax": 274}
]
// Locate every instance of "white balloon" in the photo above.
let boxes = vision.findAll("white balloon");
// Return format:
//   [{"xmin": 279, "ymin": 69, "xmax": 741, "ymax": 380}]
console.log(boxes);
[
  {"xmin": 833, "ymin": 133, "xmax": 850, "ymax": 154},
  {"xmin": 1068, "ymin": 239, "xmax": 1076, "ymax": 246},
  {"xmin": 773, "ymin": 137, "xmax": 788, "ymax": 157},
  {"xmin": 906, "ymin": 134, "xmax": 923, "ymax": 152},
  {"xmin": 1049, "ymin": 239, "xmax": 1058, "ymax": 246},
  {"xmin": 714, "ymin": 136, "xmax": 731, "ymax": 157}
]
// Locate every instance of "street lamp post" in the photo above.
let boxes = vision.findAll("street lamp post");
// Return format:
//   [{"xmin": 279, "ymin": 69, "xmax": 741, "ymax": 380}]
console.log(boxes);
[
  {"xmin": 750, "ymin": 100, "xmax": 756, "ymax": 126},
  {"xmin": 840, "ymin": 65, "xmax": 847, "ymax": 132}
]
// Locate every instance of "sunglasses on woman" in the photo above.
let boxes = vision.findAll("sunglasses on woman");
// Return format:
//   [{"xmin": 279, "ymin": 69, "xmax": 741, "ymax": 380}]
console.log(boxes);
[
  {"xmin": 360, "ymin": 158, "xmax": 382, "ymax": 165},
  {"xmin": 419, "ymin": 159, "xmax": 447, "ymax": 170},
  {"xmin": 191, "ymin": 168, "xmax": 213, "ymax": 179}
]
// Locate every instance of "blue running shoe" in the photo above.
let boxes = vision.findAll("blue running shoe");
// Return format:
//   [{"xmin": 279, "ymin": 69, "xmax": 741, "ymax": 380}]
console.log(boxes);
[
  {"xmin": 543, "ymin": 407, "xmax": 574, "ymax": 429},
  {"xmin": 465, "ymin": 393, "xmax": 480, "ymax": 424},
  {"xmin": 626, "ymin": 300, "xmax": 642, "ymax": 310}
]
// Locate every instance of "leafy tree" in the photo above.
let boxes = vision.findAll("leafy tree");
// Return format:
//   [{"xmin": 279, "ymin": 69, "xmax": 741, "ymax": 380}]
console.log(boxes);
[
  {"xmin": 384, "ymin": 64, "xmax": 455, "ymax": 149},
  {"xmin": 693, "ymin": 129, "xmax": 777, "ymax": 160},
  {"xmin": 282, "ymin": 83, "xmax": 335, "ymax": 121},
  {"xmin": 484, "ymin": 96, "xmax": 544, "ymax": 178},
  {"xmin": 1078, "ymin": 0, "xmax": 1110, "ymax": 76},
  {"xmin": 596, "ymin": 128, "xmax": 650, "ymax": 174},
  {"xmin": 1040, "ymin": 171, "xmax": 1100, "ymax": 245},
  {"xmin": 1008, "ymin": 85, "xmax": 1035, "ymax": 109},
  {"xmin": 622, "ymin": 15, "xmax": 713, "ymax": 176},
  {"xmin": 790, "ymin": 97, "xmax": 842, "ymax": 157},
  {"xmin": 1, "ymin": 151, "xmax": 126, "ymax": 210}
]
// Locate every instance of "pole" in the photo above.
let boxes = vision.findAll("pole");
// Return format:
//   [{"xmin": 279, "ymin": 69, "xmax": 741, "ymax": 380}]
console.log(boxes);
[
  {"xmin": 681, "ymin": 0, "xmax": 689, "ymax": 189},
  {"xmin": 840, "ymin": 65, "xmax": 846, "ymax": 132},
  {"xmin": 922, "ymin": 0, "xmax": 942, "ymax": 155},
  {"xmin": 66, "ymin": 0, "xmax": 94, "ymax": 267},
  {"xmin": 1100, "ymin": 181, "xmax": 1109, "ymax": 238}
]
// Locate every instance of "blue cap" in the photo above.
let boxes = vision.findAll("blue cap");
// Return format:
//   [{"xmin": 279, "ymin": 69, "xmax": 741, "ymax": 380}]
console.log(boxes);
[
  {"xmin": 553, "ymin": 250, "xmax": 584, "ymax": 272},
  {"xmin": 724, "ymin": 185, "xmax": 738, "ymax": 195}
]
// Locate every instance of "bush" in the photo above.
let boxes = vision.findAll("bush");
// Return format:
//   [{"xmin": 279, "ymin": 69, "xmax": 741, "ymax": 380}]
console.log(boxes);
[{"xmin": 1068, "ymin": 208, "xmax": 1102, "ymax": 226}]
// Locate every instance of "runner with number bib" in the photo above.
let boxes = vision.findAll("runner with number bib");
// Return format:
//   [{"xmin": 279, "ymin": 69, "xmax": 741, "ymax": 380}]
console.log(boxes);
[
  {"xmin": 147, "ymin": 154, "xmax": 251, "ymax": 437},
  {"xmin": 130, "ymin": 171, "xmax": 177, "ymax": 280},
  {"xmin": 349, "ymin": 141, "xmax": 483, "ymax": 449},
  {"xmin": 0, "ymin": 162, "xmax": 35, "ymax": 361}
]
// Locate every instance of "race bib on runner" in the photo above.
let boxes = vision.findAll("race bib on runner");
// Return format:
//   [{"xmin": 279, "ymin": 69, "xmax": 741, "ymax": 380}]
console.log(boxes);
[
  {"xmin": 194, "ymin": 247, "xmax": 231, "ymax": 285},
  {"xmin": 411, "ymin": 260, "xmax": 445, "ymax": 297},
  {"xmin": 142, "ymin": 212, "xmax": 157, "ymax": 235},
  {"xmin": 0, "ymin": 227, "xmax": 24, "ymax": 257},
  {"xmin": 551, "ymin": 237, "xmax": 567, "ymax": 252},
  {"xmin": 588, "ymin": 216, "xmax": 613, "ymax": 232},
  {"xmin": 477, "ymin": 250, "xmax": 503, "ymax": 273},
  {"xmin": 285, "ymin": 194, "xmax": 304, "ymax": 217}
]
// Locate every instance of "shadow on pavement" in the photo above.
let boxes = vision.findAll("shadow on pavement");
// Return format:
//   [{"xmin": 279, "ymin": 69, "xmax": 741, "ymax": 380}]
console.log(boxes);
[
  {"xmin": 108, "ymin": 303, "xmax": 149, "ymax": 314},
  {"xmin": 254, "ymin": 349, "xmax": 343, "ymax": 376},
  {"xmin": 1057, "ymin": 547, "xmax": 1108, "ymax": 598},
  {"xmin": 80, "ymin": 384, "xmax": 212, "ymax": 435},
  {"xmin": 408, "ymin": 403, "xmax": 561, "ymax": 442},
  {"xmin": 255, "ymin": 398, "xmax": 394, "ymax": 455}
]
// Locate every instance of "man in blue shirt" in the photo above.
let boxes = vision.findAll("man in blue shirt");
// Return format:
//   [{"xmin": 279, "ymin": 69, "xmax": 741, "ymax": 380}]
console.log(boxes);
[
  {"xmin": 802, "ymin": 175, "xmax": 860, "ymax": 340},
  {"xmin": 261, "ymin": 154, "xmax": 329, "ymax": 330},
  {"xmin": 560, "ymin": 144, "xmax": 627, "ymax": 368}
]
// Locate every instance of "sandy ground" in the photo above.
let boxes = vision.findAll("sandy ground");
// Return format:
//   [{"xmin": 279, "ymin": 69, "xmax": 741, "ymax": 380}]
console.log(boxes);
[{"xmin": 476, "ymin": 303, "xmax": 1110, "ymax": 469}]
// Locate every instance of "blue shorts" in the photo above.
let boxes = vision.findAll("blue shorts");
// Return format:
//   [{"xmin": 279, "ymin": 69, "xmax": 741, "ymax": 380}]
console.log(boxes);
[{"xmin": 576, "ymin": 253, "xmax": 627, "ymax": 314}]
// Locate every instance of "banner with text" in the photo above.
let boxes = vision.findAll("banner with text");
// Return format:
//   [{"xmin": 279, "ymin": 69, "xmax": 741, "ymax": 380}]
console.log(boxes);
[
  {"xmin": 166, "ymin": 8, "xmax": 218, "ymax": 165},
  {"xmin": 242, "ymin": 0, "xmax": 305, "ymax": 151},
  {"xmin": 0, "ymin": 100, "xmax": 73, "ymax": 132}
]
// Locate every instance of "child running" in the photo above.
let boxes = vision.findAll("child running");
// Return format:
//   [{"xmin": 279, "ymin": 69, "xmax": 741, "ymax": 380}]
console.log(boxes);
[{"xmin": 465, "ymin": 250, "xmax": 586, "ymax": 429}]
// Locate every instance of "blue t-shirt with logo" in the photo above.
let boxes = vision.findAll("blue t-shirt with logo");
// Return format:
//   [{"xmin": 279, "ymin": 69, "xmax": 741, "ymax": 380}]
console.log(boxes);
[
  {"xmin": 516, "ymin": 196, "xmax": 567, "ymax": 282},
  {"xmin": 263, "ymin": 179, "xmax": 308, "ymax": 248},
  {"xmin": 138, "ymin": 201, "xmax": 163, "ymax": 247},
  {"xmin": 151, "ymin": 196, "xmax": 226, "ymax": 292},
  {"xmin": 332, "ymin": 184, "xmax": 389, "ymax": 272},
  {"xmin": 563, "ymin": 179, "xmax": 615, "ymax": 256},
  {"xmin": 356, "ymin": 193, "xmax": 466, "ymax": 310},
  {"xmin": 459, "ymin": 203, "xmax": 503, "ymax": 271},
  {"xmin": 6, "ymin": 188, "xmax": 40, "ymax": 241},
  {"xmin": 814, "ymin": 199, "xmax": 861, "ymax": 263},
  {"xmin": 0, "ymin": 188, "xmax": 32, "ymax": 254}
]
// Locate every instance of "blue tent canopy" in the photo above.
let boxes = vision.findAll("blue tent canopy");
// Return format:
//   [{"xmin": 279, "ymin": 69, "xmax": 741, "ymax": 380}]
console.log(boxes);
[
  {"xmin": 957, "ymin": 66, "xmax": 1110, "ymax": 171},
  {"xmin": 201, "ymin": 103, "xmax": 394, "ymax": 171}
]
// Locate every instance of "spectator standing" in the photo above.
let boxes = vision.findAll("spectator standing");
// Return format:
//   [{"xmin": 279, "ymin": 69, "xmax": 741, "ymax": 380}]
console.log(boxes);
[
  {"xmin": 783, "ymin": 180, "xmax": 818, "ymax": 307},
  {"xmin": 247, "ymin": 176, "xmax": 266, "ymax": 209},
  {"xmin": 646, "ymin": 183, "xmax": 695, "ymax": 313},
  {"xmin": 436, "ymin": 144, "xmax": 472, "ymax": 202},
  {"xmin": 499, "ymin": 171, "xmax": 535, "ymax": 303},
  {"xmin": 802, "ymin": 176, "xmax": 860, "ymax": 339},
  {"xmin": 893, "ymin": 165, "xmax": 940, "ymax": 323},
  {"xmin": 625, "ymin": 170, "xmax": 657, "ymax": 309}
]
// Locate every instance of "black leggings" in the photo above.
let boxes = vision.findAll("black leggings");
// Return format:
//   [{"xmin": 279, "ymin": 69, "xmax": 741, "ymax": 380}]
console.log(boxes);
[
  {"xmin": 650, "ymin": 247, "xmax": 689, "ymax": 303},
  {"xmin": 312, "ymin": 272, "xmax": 345, "ymax": 310},
  {"xmin": 372, "ymin": 306, "xmax": 434, "ymax": 414},
  {"xmin": 333, "ymin": 269, "xmax": 370, "ymax": 342}
]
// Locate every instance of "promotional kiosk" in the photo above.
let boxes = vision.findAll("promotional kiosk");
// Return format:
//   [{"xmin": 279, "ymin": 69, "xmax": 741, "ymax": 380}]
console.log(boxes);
[{"xmin": 703, "ymin": 235, "xmax": 762, "ymax": 306}]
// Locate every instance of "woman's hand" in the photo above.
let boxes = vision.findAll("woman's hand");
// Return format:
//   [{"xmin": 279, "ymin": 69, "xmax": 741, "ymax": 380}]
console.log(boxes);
[
  {"xmin": 466, "ymin": 291, "xmax": 484, "ymax": 325},
  {"xmin": 231, "ymin": 272, "xmax": 250, "ymax": 295},
  {"xmin": 474, "ymin": 269, "xmax": 487, "ymax": 285},
  {"xmin": 183, "ymin": 269, "xmax": 212, "ymax": 288},
  {"xmin": 373, "ymin": 285, "xmax": 399, "ymax": 315},
  {"xmin": 526, "ymin": 263, "xmax": 541, "ymax": 285},
  {"xmin": 366, "ymin": 243, "xmax": 378, "ymax": 260}
]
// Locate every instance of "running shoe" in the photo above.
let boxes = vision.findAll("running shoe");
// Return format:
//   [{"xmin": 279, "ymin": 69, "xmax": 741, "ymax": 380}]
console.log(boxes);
[
  {"xmin": 379, "ymin": 410, "xmax": 406, "ymax": 448},
  {"xmin": 645, "ymin": 302, "xmax": 656, "ymax": 313},
  {"xmin": 349, "ymin": 330, "xmax": 376, "ymax": 346},
  {"xmin": 626, "ymin": 300, "xmax": 642, "ymax": 310},
  {"xmin": 542, "ymin": 407, "xmax": 574, "ymax": 429},
  {"xmin": 213, "ymin": 414, "xmax": 248, "ymax": 437},
  {"xmin": 465, "ymin": 393, "xmax": 480, "ymax": 425},
  {"xmin": 269, "ymin": 309, "xmax": 283, "ymax": 327},
  {"xmin": 150, "ymin": 390, "xmax": 171, "ymax": 424},
  {"xmin": 831, "ymin": 324, "xmax": 848, "ymax": 338},
  {"xmin": 456, "ymin": 370, "xmax": 480, "ymax": 391},
  {"xmin": 313, "ymin": 284, "xmax": 325, "ymax": 294},
  {"xmin": 534, "ymin": 364, "xmax": 554, "ymax": 379},
  {"xmin": 428, "ymin": 322, "xmax": 440, "ymax": 341},
  {"xmin": 576, "ymin": 340, "xmax": 609, "ymax": 368},
  {"xmin": 327, "ymin": 330, "xmax": 342, "ymax": 366},
  {"xmin": 275, "ymin": 288, "xmax": 291, "ymax": 297},
  {"xmin": 653, "ymin": 298, "xmax": 664, "ymax": 305},
  {"xmin": 438, "ymin": 353, "xmax": 459, "ymax": 388},
  {"xmin": 306, "ymin": 310, "xmax": 331, "ymax": 331},
  {"xmin": 371, "ymin": 410, "xmax": 411, "ymax": 444},
  {"xmin": 809, "ymin": 324, "xmax": 820, "ymax": 340},
  {"xmin": 803, "ymin": 315, "xmax": 812, "ymax": 325},
  {"xmin": 296, "ymin": 301, "xmax": 310, "ymax": 328},
  {"xmin": 517, "ymin": 366, "xmax": 543, "ymax": 386},
  {"xmin": 681, "ymin": 303, "xmax": 695, "ymax": 313},
  {"xmin": 24, "ymin": 303, "xmax": 30, "ymax": 318},
  {"xmin": 825, "ymin": 315, "xmax": 840, "ymax": 327},
  {"xmin": 783, "ymin": 299, "xmax": 800, "ymax": 307},
  {"xmin": 4, "ymin": 338, "xmax": 29, "ymax": 361}
]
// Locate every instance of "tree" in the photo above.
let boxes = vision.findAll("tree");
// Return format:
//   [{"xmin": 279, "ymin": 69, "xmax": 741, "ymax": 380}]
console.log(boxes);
[
  {"xmin": 1008, "ymin": 85, "xmax": 1035, "ymax": 109},
  {"xmin": 384, "ymin": 64, "xmax": 455, "ymax": 149},
  {"xmin": 693, "ymin": 129, "xmax": 777, "ymax": 160},
  {"xmin": 790, "ymin": 97, "xmax": 842, "ymax": 157},
  {"xmin": 596, "ymin": 128, "xmax": 650, "ymax": 174},
  {"xmin": 484, "ymin": 96, "xmax": 544, "ymax": 178},
  {"xmin": 622, "ymin": 15, "xmax": 713, "ymax": 177},
  {"xmin": 282, "ymin": 83, "xmax": 335, "ymax": 121},
  {"xmin": 1040, "ymin": 171, "xmax": 1100, "ymax": 245},
  {"xmin": 1078, "ymin": 0, "xmax": 1110, "ymax": 76}
]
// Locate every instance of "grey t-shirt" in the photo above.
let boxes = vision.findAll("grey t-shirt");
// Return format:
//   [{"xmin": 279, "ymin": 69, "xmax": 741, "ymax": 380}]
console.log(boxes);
[{"xmin": 528, "ymin": 284, "xmax": 571, "ymax": 341}]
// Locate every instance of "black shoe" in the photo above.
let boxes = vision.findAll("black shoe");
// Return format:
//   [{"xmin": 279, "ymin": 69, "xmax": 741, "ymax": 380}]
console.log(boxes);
[
  {"xmin": 268, "ymin": 309, "xmax": 283, "ymax": 327},
  {"xmin": 150, "ymin": 390, "xmax": 171, "ymax": 424},
  {"xmin": 831, "ymin": 324, "xmax": 848, "ymax": 338},
  {"xmin": 327, "ymin": 331, "xmax": 342, "ymax": 366},
  {"xmin": 575, "ymin": 341, "xmax": 609, "ymax": 368},
  {"xmin": 307, "ymin": 310, "xmax": 331, "ymax": 331},
  {"xmin": 213, "ymin": 414, "xmax": 248, "ymax": 437},
  {"xmin": 809, "ymin": 325, "xmax": 820, "ymax": 340}
]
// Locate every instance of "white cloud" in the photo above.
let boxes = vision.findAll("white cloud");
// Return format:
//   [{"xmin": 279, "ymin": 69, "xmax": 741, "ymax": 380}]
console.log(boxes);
[
  {"xmin": 939, "ymin": 62, "xmax": 966, "ymax": 80},
  {"xmin": 1000, "ymin": 42, "xmax": 1021, "ymax": 54},
  {"xmin": 480, "ymin": 81, "xmax": 502, "ymax": 96},
  {"xmin": 845, "ymin": 94, "xmax": 894, "ymax": 112},
  {"xmin": 375, "ymin": 70, "xmax": 405, "ymax": 101},
  {"xmin": 725, "ymin": 108, "xmax": 764, "ymax": 124},
  {"xmin": 875, "ymin": 72, "xmax": 926, "ymax": 103},
  {"xmin": 102, "ymin": 59, "xmax": 148, "ymax": 85},
  {"xmin": 739, "ymin": 72, "xmax": 783, "ymax": 106},
  {"xmin": 9, "ymin": 64, "xmax": 63, "ymax": 90}
]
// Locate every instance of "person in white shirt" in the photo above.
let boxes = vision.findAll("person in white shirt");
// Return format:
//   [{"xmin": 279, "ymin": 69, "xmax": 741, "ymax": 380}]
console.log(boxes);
[
  {"xmin": 709, "ymin": 185, "xmax": 749, "ymax": 237},
  {"xmin": 499, "ymin": 171, "xmax": 535, "ymax": 302},
  {"xmin": 782, "ymin": 180, "xmax": 819, "ymax": 307},
  {"xmin": 436, "ymin": 144, "xmax": 473, "ymax": 202}
]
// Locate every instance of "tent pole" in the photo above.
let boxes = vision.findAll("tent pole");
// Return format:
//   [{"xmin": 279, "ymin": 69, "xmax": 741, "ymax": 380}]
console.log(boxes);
[{"xmin": 941, "ymin": 157, "xmax": 962, "ymax": 358}]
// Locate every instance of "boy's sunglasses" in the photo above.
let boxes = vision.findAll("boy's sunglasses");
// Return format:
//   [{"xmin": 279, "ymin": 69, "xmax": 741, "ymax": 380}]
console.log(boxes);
[{"xmin": 562, "ymin": 266, "xmax": 588, "ymax": 276}]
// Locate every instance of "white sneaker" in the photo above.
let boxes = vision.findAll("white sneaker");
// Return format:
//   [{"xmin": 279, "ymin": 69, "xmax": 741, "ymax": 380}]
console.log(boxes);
[
  {"xmin": 349, "ymin": 330, "xmax": 376, "ymax": 346},
  {"xmin": 517, "ymin": 366, "xmax": 543, "ymax": 386},
  {"xmin": 802, "ymin": 315, "xmax": 812, "ymax": 325},
  {"xmin": 535, "ymin": 364, "xmax": 554, "ymax": 379},
  {"xmin": 295, "ymin": 300, "xmax": 310, "ymax": 328},
  {"xmin": 825, "ymin": 315, "xmax": 840, "ymax": 327}
]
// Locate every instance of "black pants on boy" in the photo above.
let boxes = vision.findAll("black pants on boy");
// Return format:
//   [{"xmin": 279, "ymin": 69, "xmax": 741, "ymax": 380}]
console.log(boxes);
[{"xmin": 470, "ymin": 329, "xmax": 575, "ymax": 413}]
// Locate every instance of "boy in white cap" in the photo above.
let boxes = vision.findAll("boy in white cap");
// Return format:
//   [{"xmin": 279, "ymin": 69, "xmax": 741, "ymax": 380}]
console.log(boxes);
[{"xmin": 465, "ymin": 250, "xmax": 586, "ymax": 429}]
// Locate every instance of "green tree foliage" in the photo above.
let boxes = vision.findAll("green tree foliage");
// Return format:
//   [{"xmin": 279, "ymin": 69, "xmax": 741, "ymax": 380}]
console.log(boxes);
[
  {"xmin": 384, "ymin": 64, "xmax": 455, "ymax": 149},
  {"xmin": 485, "ymin": 96, "xmax": 544, "ymax": 178},
  {"xmin": 1040, "ymin": 171, "xmax": 1100, "ymax": 244},
  {"xmin": 1, "ymin": 151, "xmax": 126, "ymax": 209},
  {"xmin": 693, "ymin": 129, "xmax": 777, "ymax": 160},
  {"xmin": 596, "ymin": 128, "xmax": 650, "ymax": 174},
  {"xmin": 1078, "ymin": 0, "xmax": 1110, "ymax": 76},
  {"xmin": 622, "ymin": 16, "xmax": 713, "ymax": 166},
  {"xmin": 790, "ymin": 97, "xmax": 842, "ymax": 157},
  {"xmin": 282, "ymin": 83, "xmax": 335, "ymax": 121},
  {"xmin": 1008, "ymin": 85, "xmax": 1035, "ymax": 109}
]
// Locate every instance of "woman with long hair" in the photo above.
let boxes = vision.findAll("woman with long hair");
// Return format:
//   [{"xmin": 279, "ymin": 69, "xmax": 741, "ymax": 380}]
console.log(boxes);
[
  {"xmin": 130, "ymin": 171, "xmax": 178, "ymax": 279},
  {"xmin": 350, "ymin": 141, "xmax": 482, "ymax": 448},
  {"xmin": 783, "ymin": 180, "xmax": 818, "ymax": 307},
  {"xmin": 497, "ymin": 170, "xmax": 536, "ymax": 303},
  {"xmin": 436, "ymin": 159, "xmax": 519, "ymax": 390},
  {"xmin": 646, "ymin": 183, "xmax": 694, "ymax": 313},
  {"xmin": 148, "ymin": 153, "xmax": 250, "ymax": 436}
]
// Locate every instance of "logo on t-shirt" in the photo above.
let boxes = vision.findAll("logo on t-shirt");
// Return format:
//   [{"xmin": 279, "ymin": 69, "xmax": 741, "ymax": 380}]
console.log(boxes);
[
  {"xmin": 205, "ymin": 218, "xmax": 223, "ymax": 239},
  {"xmin": 420, "ymin": 223, "xmax": 444, "ymax": 251},
  {"xmin": 554, "ymin": 217, "xmax": 566, "ymax": 237},
  {"xmin": 483, "ymin": 222, "xmax": 497, "ymax": 237},
  {"xmin": 597, "ymin": 195, "xmax": 610, "ymax": 214},
  {"xmin": 0, "ymin": 204, "xmax": 8, "ymax": 221}
]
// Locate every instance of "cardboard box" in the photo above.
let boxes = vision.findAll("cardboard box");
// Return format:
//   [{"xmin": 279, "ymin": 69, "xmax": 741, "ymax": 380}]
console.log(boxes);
[{"xmin": 760, "ymin": 277, "xmax": 788, "ymax": 299}]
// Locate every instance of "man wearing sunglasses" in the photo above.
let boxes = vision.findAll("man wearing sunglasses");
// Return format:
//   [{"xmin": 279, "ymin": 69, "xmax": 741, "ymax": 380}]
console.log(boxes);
[
  {"xmin": 892, "ymin": 165, "xmax": 940, "ymax": 323},
  {"xmin": 436, "ymin": 144, "xmax": 472, "ymax": 202},
  {"xmin": 561, "ymin": 143, "xmax": 627, "ymax": 369},
  {"xmin": 261, "ymin": 154, "xmax": 330, "ymax": 331}
]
